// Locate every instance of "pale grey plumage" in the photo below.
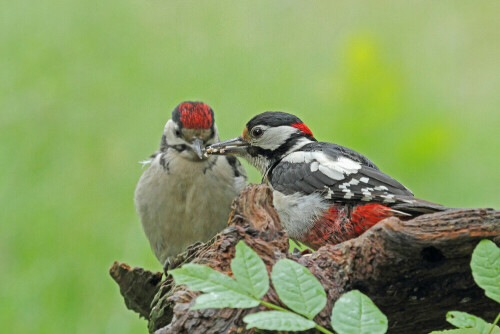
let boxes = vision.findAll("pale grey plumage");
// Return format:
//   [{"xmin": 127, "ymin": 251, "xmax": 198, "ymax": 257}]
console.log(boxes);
[{"xmin": 134, "ymin": 103, "xmax": 247, "ymax": 265}]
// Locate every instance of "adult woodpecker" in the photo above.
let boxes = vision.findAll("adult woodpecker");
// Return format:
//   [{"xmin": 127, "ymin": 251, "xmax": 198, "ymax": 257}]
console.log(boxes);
[
  {"xmin": 134, "ymin": 102, "xmax": 247, "ymax": 266},
  {"xmin": 206, "ymin": 111, "xmax": 447, "ymax": 249}
]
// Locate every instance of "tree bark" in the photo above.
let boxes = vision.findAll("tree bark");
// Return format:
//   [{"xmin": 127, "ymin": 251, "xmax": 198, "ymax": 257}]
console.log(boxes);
[{"xmin": 110, "ymin": 184, "xmax": 500, "ymax": 333}]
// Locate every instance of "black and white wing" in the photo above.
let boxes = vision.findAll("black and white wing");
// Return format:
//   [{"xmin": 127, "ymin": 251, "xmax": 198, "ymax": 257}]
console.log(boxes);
[{"xmin": 269, "ymin": 142, "xmax": 415, "ymax": 205}]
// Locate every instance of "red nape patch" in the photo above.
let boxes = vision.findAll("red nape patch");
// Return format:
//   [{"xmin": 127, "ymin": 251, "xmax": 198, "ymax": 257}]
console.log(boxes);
[
  {"xmin": 178, "ymin": 102, "xmax": 213, "ymax": 129},
  {"xmin": 351, "ymin": 203, "xmax": 394, "ymax": 235},
  {"xmin": 291, "ymin": 122, "xmax": 314, "ymax": 138}
]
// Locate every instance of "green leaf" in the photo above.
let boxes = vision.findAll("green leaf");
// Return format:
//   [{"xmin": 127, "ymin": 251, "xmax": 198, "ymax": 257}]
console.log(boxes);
[
  {"xmin": 446, "ymin": 311, "xmax": 500, "ymax": 334},
  {"xmin": 243, "ymin": 311, "xmax": 316, "ymax": 331},
  {"xmin": 271, "ymin": 259, "xmax": 327, "ymax": 319},
  {"xmin": 168, "ymin": 263, "xmax": 246, "ymax": 295},
  {"xmin": 471, "ymin": 239, "xmax": 500, "ymax": 304},
  {"xmin": 289, "ymin": 239, "xmax": 314, "ymax": 253},
  {"xmin": 190, "ymin": 291, "xmax": 259, "ymax": 310},
  {"xmin": 231, "ymin": 241, "xmax": 269, "ymax": 298},
  {"xmin": 331, "ymin": 290, "xmax": 388, "ymax": 334},
  {"xmin": 429, "ymin": 329, "xmax": 481, "ymax": 334}
]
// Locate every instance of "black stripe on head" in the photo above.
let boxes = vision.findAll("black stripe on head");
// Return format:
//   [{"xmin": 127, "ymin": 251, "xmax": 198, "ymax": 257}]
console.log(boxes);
[
  {"xmin": 246, "ymin": 111, "xmax": 303, "ymax": 129},
  {"xmin": 246, "ymin": 111, "xmax": 315, "ymax": 140},
  {"xmin": 246, "ymin": 135, "xmax": 310, "ymax": 160}
]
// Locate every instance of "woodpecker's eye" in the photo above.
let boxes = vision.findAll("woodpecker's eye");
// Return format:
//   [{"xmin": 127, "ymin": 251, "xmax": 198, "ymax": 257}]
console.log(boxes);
[
  {"xmin": 175, "ymin": 129, "xmax": 182, "ymax": 137},
  {"xmin": 251, "ymin": 127, "xmax": 264, "ymax": 138}
]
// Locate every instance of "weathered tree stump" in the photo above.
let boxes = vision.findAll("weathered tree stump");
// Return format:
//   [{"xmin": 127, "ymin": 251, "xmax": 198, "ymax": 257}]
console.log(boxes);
[{"xmin": 110, "ymin": 184, "xmax": 500, "ymax": 333}]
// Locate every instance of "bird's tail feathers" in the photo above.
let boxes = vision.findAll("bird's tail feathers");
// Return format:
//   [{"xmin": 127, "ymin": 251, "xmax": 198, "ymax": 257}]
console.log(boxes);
[{"xmin": 391, "ymin": 196, "xmax": 451, "ymax": 216}]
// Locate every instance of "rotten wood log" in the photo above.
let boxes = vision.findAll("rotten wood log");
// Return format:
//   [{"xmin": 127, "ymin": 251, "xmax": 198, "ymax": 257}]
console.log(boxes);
[
  {"xmin": 110, "ymin": 184, "xmax": 500, "ymax": 333},
  {"xmin": 109, "ymin": 262, "xmax": 163, "ymax": 319}
]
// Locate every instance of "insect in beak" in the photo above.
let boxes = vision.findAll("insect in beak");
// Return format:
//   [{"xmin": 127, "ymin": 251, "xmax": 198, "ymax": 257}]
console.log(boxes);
[{"xmin": 206, "ymin": 137, "xmax": 249, "ymax": 156}]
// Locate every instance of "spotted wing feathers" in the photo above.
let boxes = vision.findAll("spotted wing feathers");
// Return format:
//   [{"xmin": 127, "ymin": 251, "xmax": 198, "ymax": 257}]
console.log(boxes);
[{"xmin": 270, "ymin": 142, "xmax": 415, "ymax": 205}]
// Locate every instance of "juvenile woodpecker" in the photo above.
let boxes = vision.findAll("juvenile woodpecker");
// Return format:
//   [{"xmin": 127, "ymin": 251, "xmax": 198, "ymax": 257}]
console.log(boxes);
[
  {"xmin": 134, "ymin": 102, "xmax": 247, "ymax": 265},
  {"xmin": 207, "ymin": 111, "xmax": 446, "ymax": 249}
]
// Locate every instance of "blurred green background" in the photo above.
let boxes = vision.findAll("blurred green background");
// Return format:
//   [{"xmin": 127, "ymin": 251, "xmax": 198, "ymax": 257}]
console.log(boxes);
[{"xmin": 1, "ymin": 0, "xmax": 499, "ymax": 333}]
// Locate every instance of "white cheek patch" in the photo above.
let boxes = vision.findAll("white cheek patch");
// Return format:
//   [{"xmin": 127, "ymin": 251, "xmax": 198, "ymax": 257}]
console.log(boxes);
[
  {"xmin": 164, "ymin": 120, "xmax": 186, "ymax": 146},
  {"xmin": 256, "ymin": 126, "xmax": 300, "ymax": 150}
]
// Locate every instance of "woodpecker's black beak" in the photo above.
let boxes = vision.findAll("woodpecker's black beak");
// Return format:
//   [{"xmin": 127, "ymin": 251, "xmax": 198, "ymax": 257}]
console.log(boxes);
[
  {"xmin": 206, "ymin": 137, "xmax": 249, "ymax": 156},
  {"xmin": 190, "ymin": 138, "xmax": 205, "ymax": 160}
]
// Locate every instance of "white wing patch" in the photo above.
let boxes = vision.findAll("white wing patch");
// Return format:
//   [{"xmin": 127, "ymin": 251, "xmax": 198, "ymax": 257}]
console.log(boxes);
[
  {"xmin": 324, "ymin": 186, "xmax": 334, "ymax": 199},
  {"xmin": 284, "ymin": 152, "xmax": 362, "ymax": 181},
  {"xmin": 280, "ymin": 149, "xmax": 413, "ymax": 204},
  {"xmin": 349, "ymin": 178, "xmax": 360, "ymax": 185},
  {"xmin": 381, "ymin": 194, "xmax": 396, "ymax": 203},
  {"xmin": 310, "ymin": 161, "xmax": 319, "ymax": 172},
  {"xmin": 338, "ymin": 182, "xmax": 355, "ymax": 199}
]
